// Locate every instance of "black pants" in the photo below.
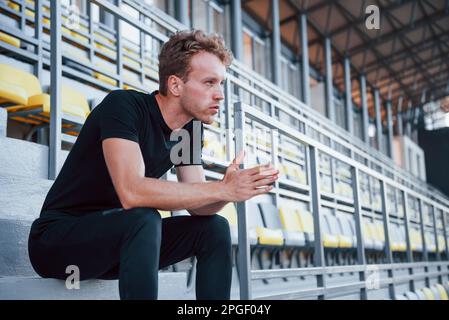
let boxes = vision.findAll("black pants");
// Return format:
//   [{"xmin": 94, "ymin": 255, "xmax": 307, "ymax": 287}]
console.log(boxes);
[{"xmin": 28, "ymin": 207, "xmax": 232, "ymax": 300}]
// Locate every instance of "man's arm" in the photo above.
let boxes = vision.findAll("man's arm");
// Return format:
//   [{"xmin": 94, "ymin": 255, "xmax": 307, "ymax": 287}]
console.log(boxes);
[
  {"xmin": 102, "ymin": 138, "xmax": 278, "ymax": 211},
  {"xmin": 176, "ymin": 165, "xmax": 228, "ymax": 216}
]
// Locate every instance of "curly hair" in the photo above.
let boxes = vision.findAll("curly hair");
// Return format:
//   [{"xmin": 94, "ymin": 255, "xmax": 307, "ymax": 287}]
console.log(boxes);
[{"xmin": 158, "ymin": 30, "xmax": 233, "ymax": 95}]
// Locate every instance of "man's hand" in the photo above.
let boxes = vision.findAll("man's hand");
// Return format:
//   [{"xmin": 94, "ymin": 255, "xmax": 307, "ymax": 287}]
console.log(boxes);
[{"xmin": 220, "ymin": 150, "xmax": 279, "ymax": 202}]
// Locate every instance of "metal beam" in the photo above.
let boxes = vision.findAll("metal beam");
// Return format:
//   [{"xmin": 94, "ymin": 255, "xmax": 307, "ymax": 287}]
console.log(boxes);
[
  {"xmin": 344, "ymin": 56, "xmax": 353, "ymax": 135},
  {"xmin": 324, "ymin": 37, "xmax": 335, "ymax": 122},
  {"xmin": 300, "ymin": 13, "xmax": 311, "ymax": 106},
  {"xmin": 374, "ymin": 88, "xmax": 382, "ymax": 151},
  {"xmin": 49, "ymin": 0, "xmax": 62, "ymax": 180},
  {"xmin": 402, "ymin": 192, "xmax": 415, "ymax": 292},
  {"xmin": 231, "ymin": 0, "xmax": 243, "ymax": 61},
  {"xmin": 396, "ymin": 96, "xmax": 404, "ymax": 136},
  {"xmin": 386, "ymin": 99, "xmax": 393, "ymax": 158},
  {"xmin": 271, "ymin": 0, "xmax": 281, "ymax": 86},
  {"xmin": 175, "ymin": 0, "xmax": 189, "ymax": 27},
  {"xmin": 360, "ymin": 74, "xmax": 369, "ymax": 143},
  {"xmin": 380, "ymin": 180, "xmax": 395, "ymax": 299}
]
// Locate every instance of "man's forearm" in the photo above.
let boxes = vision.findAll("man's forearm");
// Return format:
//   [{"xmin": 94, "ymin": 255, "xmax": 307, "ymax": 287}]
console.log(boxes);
[
  {"xmin": 123, "ymin": 177, "xmax": 226, "ymax": 211},
  {"xmin": 188, "ymin": 200, "xmax": 229, "ymax": 216}
]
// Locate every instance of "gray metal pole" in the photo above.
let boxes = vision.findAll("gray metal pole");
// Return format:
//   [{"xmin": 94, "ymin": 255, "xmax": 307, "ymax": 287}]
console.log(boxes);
[
  {"xmin": 175, "ymin": 0, "xmax": 189, "ymax": 27},
  {"xmin": 234, "ymin": 102, "xmax": 252, "ymax": 300},
  {"xmin": 230, "ymin": 0, "xmax": 243, "ymax": 61},
  {"xmin": 386, "ymin": 100, "xmax": 394, "ymax": 158},
  {"xmin": 308, "ymin": 145, "xmax": 326, "ymax": 299},
  {"xmin": 360, "ymin": 74, "xmax": 369, "ymax": 143},
  {"xmin": 351, "ymin": 167, "xmax": 367, "ymax": 299},
  {"xmin": 380, "ymin": 180, "xmax": 395, "ymax": 299},
  {"xmin": 324, "ymin": 37, "xmax": 335, "ymax": 122},
  {"xmin": 418, "ymin": 199, "xmax": 430, "ymax": 287},
  {"xmin": 374, "ymin": 88, "xmax": 382, "ymax": 151},
  {"xmin": 397, "ymin": 96, "xmax": 403, "ymax": 136},
  {"xmin": 344, "ymin": 56, "xmax": 353, "ymax": 135},
  {"xmin": 300, "ymin": 13, "xmax": 311, "ymax": 107},
  {"xmin": 442, "ymin": 211, "xmax": 449, "ymax": 260},
  {"xmin": 271, "ymin": 0, "xmax": 281, "ymax": 86},
  {"xmin": 34, "ymin": 0, "xmax": 42, "ymax": 81},
  {"xmin": 431, "ymin": 206, "xmax": 442, "ymax": 283},
  {"xmin": 402, "ymin": 192, "xmax": 415, "ymax": 291},
  {"xmin": 49, "ymin": 0, "xmax": 62, "ymax": 180}
]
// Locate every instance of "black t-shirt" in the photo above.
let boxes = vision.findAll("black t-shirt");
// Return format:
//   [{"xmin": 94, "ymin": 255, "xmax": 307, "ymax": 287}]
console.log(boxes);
[{"xmin": 41, "ymin": 90, "xmax": 203, "ymax": 215}]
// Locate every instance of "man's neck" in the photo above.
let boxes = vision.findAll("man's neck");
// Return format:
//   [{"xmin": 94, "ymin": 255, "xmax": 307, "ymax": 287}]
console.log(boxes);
[{"xmin": 155, "ymin": 92, "xmax": 193, "ymax": 130}]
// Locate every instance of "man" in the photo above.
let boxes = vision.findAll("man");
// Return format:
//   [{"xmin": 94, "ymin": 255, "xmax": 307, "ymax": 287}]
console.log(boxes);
[{"xmin": 28, "ymin": 30, "xmax": 279, "ymax": 300}]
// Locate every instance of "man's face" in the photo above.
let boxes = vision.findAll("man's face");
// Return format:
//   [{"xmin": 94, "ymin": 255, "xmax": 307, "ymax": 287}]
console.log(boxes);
[{"xmin": 179, "ymin": 51, "xmax": 226, "ymax": 125}]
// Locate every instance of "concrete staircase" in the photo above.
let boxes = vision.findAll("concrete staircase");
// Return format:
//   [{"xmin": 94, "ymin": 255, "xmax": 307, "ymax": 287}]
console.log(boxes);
[{"xmin": 0, "ymin": 108, "xmax": 194, "ymax": 299}]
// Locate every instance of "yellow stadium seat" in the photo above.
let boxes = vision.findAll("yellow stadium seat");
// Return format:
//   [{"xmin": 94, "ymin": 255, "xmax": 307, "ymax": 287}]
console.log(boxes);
[
  {"xmin": 93, "ymin": 72, "xmax": 118, "ymax": 87},
  {"xmin": 0, "ymin": 31, "xmax": 20, "ymax": 48},
  {"xmin": 435, "ymin": 284, "xmax": 449, "ymax": 300},
  {"xmin": 410, "ymin": 228, "xmax": 423, "ymax": 251},
  {"xmin": 421, "ymin": 287, "xmax": 435, "ymax": 300},
  {"xmin": 297, "ymin": 210, "xmax": 314, "ymax": 234},
  {"xmin": 256, "ymin": 226, "xmax": 284, "ymax": 246},
  {"xmin": 0, "ymin": 64, "xmax": 42, "ymax": 106},
  {"xmin": 279, "ymin": 206, "xmax": 302, "ymax": 232},
  {"xmin": 437, "ymin": 235, "xmax": 446, "ymax": 252}
]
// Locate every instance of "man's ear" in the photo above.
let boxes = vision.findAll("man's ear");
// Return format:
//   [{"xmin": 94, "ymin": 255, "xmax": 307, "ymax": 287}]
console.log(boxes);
[{"xmin": 167, "ymin": 75, "xmax": 183, "ymax": 97}]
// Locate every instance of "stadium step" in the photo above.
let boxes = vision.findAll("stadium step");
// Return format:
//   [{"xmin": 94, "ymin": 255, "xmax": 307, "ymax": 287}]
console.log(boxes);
[
  {"xmin": 0, "ymin": 136, "xmax": 69, "ymax": 180},
  {"xmin": 0, "ymin": 272, "xmax": 192, "ymax": 300}
]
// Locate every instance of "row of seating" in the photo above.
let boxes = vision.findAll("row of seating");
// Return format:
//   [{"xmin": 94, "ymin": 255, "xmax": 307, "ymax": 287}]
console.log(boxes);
[
  {"xmin": 395, "ymin": 283, "xmax": 449, "ymax": 300},
  {"xmin": 0, "ymin": 64, "xmax": 90, "ymax": 136}
]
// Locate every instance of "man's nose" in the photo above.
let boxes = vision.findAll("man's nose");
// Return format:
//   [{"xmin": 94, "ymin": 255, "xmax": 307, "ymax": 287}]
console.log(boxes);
[{"xmin": 214, "ymin": 85, "xmax": 225, "ymax": 101}]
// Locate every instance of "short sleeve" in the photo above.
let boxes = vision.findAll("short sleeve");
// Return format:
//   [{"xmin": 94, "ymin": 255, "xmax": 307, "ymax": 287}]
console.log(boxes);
[
  {"xmin": 99, "ymin": 90, "xmax": 140, "ymax": 143},
  {"xmin": 174, "ymin": 120, "xmax": 204, "ymax": 167}
]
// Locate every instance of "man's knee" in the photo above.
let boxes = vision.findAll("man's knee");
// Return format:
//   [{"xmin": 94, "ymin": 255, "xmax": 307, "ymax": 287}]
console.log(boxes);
[
  {"xmin": 202, "ymin": 214, "xmax": 231, "ymax": 248},
  {"xmin": 124, "ymin": 208, "xmax": 162, "ymax": 238}
]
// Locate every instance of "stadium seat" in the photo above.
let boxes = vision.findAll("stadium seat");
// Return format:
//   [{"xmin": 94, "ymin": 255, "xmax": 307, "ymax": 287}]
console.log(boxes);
[
  {"xmin": 425, "ymin": 232, "xmax": 437, "ymax": 253},
  {"xmin": 435, "ymin": 284, "xmax": 449, "ymax": 300},
  {"xmin": 410, "ymin": 228, "xmax": 423, "ymax": 252},
  {"xmin": 296, "ymin": 209, "xmax": 315, "ymax": 247},
  {"xmin": 0, "ymin": 31, "xmax": 20, "ymax": 48},
  {"xmin": 327, "ymin": 214, "xmax": 352, "ymax": 248},
  {"xmin": 437, "ymin": 235, "xmax": 446, "ymax": 252},
  {"xmin": 321, "ymin": 214, "xmax": 340, "ymax": 249},
  {"xmin": 421, "ymin": 287, "xmax": 436, "ymax": 300},
  {"xmin": 415, "ymin": 289, "xmax": 427, "ymax": 300},
  {"xmin": 404, "ymin": 291, "xmax": 420, "ymax": 300},
  {"xmin": 430, "ymin": 286, "xmax": 441, "ymax": 300},
  {"xmin": 202, "ymin": 137, "xmax": 225, "ymax": 160},
  {"xmin": 373, "ymin": 221, "xmax": 386, "ymax": 250},
  {"xmin": 390, "ymin": 224, "xmax": 407, "ymax": 252},
  {"xmin": 337, "ymin": 214, "xmax": 357, "ymax": 248},
  {"xmin": 278, "ymin": 206, "xmax": 306, "ymax": 247},
  {"xmin": 249, "ymin": 202, "xmax": 284, "ymax": 246}
]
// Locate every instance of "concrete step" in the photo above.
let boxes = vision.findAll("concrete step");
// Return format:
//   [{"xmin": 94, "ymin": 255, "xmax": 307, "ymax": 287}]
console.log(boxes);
[
  {"xmin": 0, "ymin": 174, "xmax": 54, "ymax": 276},
  {"xmin": 0, "ymin": 272, "xmax": 193, "ymax": 300},
  {"xmin": 0, "ymin": 136, "xmax": 68, "ymax": 180}
]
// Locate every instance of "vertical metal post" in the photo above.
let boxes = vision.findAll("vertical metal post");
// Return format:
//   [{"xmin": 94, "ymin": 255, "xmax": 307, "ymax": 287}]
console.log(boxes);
[
  {"xmin": 386, "ymin": 100, "xmax": 394, "ymax": 158},
  {"xmin": 34, "ymin": 0, "xmax": 43, "ymax": 81},
  {"xmin": 397, "ymin": 96, "xmax": 403, "ymax": 136},
  {"xmin": 234, "ymin": 102, "xmax": 251, "ymax": 300},
  {"xmin": 431, "ymin": 206, "xmax": 442, "ymax": 283},
  {"xmin": 380, "ymin": 180, "xmax": 395, "ymax": 299},
  {"xmin": 344, "ymin": 56, "xmax": 353, "ymax": 135},
  {"xmin": 442, "ymin": 211, "xmax": 449, "ymax": 261},
  {"xmin": 271, "ymin": 0, "xmax": 281, "ymax": 86},
  {"xmin": 230, "ymin": 0, "xmax": 243, "ymax": 61},
  {"xmin": 115, "ymin": 0, "xmax": 122, "ymax": 89},
  {"xmin": 374, "ymin": 89, "xmax": 382, "ymax": 151},
  {"xmin": 175, "ymin": 0, "xmax": 190, "ymax": 27},
  {"xmin": 309, "ymin": 146, "xmax": 326, "ymax": 299},
  {"xmin": 224, "ymin": 79, "xmax": 233, "ymax": 162},
  {"xmin": 418, "ymin": 199, "xmax": 430, "ymax": 287},
  {"xmin": 403, "ymin": 192, "xmax": 415, "ymax": 292},
  {"xmin": 360, "ymin": 74, "xmax": 369, "ymax": 144},
  {"xmin": 351, "ymin": 167, "xmax": 367, "ymax": 299},
  {"xmin": 300, "ymin": 13, "xmax": 311, "ymax": 107},
  {"xmin": 271, "ymin": 129, "xmax": 280, "ymax": 207},
  {"xmin": 324, "ymin": 37, "xmax": 335, "ymax": 122},
  {"xmin": 49, "ymin": 0, "xmax": 62, "ymax": 180}
]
